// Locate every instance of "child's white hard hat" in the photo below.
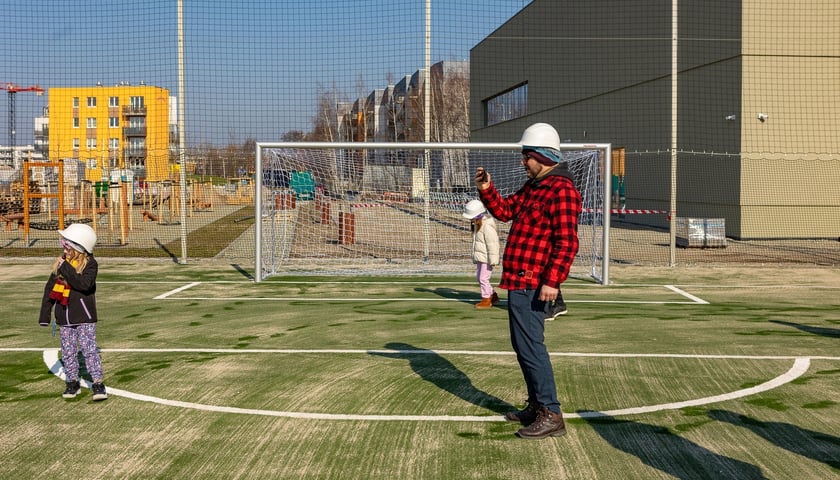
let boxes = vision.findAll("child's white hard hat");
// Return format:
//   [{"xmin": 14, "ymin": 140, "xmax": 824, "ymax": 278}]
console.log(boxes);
[{"xmin": 58, "ymin": 223, "xmax": 97, "ymax": 254}]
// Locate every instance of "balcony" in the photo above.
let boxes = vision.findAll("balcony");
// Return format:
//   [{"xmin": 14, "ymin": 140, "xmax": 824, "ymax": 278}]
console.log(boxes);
[
  {"xmin": 123, "ymin": 126, "xmax": 147, "ymax": 137},
  {"xmin": 122, "ymin": 105, "xmax": 146, "ymax": 116},
  {"xmin": 124, "ymin": 147, "xmax": 146, "ymax": 158}
]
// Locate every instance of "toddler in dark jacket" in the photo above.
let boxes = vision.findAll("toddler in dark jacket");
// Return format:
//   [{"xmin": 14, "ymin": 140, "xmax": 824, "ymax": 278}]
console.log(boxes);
[{"xmin": 39, "ymin": 223, "xmax": 107, "ymax": 401}]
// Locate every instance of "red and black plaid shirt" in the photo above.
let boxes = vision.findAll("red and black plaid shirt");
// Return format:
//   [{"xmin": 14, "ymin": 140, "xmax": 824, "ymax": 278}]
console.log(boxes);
[{"xmin": 479, "ymin": 168, "xmax": 581, "ymax": 291}]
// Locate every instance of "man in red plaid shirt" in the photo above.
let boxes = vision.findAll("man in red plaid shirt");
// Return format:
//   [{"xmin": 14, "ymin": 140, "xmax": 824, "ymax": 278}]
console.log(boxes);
[{"xmin": 475, "ymin": 122, "xmax": 581, "ymax": 439}]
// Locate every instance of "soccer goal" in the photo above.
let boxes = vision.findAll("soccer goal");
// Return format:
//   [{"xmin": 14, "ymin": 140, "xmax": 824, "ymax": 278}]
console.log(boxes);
[{"xmin": 254, "ymin": 142, "xmax": 612, "ymax": 284}]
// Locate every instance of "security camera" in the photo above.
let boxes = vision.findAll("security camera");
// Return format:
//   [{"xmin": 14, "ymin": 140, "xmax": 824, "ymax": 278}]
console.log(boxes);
[
  {"xmin": 725, "ymin": 114, "xmax": 737, "ymax": 121},
  {"xmin": 757, "ymin": 113, "xmax": 768, "ymax": 122}
]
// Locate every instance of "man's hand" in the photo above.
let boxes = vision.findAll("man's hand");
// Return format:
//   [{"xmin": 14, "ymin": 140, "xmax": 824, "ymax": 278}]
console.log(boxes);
[
  {"xmin": 539, "ymin": 285, "xmax": 559, "ymax": 302},
  {"xmin": 474, "ymin": 167, "xmax": 491, "ymax": 191}
]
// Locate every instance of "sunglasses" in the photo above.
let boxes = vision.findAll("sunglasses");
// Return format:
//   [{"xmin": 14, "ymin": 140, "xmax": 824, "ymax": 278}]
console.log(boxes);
[{"xmin": 60, "ymin": 238, "xmax": 84, "ymax": 252}]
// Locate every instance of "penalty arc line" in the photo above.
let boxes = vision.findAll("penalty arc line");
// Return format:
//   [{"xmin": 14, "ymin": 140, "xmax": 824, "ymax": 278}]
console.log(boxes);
[{"xmin": 41, "ymin": 349, "xmax": 810, "ymax": 422}]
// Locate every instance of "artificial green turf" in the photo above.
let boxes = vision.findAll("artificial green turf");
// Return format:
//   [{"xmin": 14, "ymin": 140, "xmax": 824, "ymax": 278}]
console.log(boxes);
[{"xmin": 2, "ymin": 264, "xmax": 838, "ymax": 479}]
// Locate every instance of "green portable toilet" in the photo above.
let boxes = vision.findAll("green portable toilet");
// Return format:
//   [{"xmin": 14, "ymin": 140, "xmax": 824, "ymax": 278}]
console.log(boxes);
[
  {"xmin": 290, "ymin": 171, "xmax": 315, "ymax": 200},
  {"xmin": 94, "ymin": 181, "xmax": 109, "ymax": 198}
]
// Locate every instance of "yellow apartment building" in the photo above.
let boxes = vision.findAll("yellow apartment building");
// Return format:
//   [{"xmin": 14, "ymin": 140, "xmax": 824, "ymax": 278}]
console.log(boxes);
[{"xmin": 48, "ymin": 85, "xmax": 171, "ymax": 182}]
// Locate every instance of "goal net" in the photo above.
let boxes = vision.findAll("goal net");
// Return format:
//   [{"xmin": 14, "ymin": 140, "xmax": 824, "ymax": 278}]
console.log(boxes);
[{"xmin": 255, "ymin": 142, "xmax": 611, "ymax": 283}]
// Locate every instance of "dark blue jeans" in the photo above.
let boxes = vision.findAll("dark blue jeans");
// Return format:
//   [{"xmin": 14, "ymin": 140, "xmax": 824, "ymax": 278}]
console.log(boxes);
[{"xmin": 507, "ymin": 288, "xmax": 561, "ymax": 413}]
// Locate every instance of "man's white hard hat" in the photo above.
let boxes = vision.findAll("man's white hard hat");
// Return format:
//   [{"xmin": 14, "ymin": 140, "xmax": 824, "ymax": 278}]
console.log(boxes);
[{"xmin": 519, "ymin": 122, "xmax": 561, "ymax": 150}]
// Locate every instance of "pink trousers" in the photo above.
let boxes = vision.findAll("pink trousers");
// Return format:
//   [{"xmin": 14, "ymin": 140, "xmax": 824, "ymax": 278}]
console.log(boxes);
[{"xmin": 476, "ymin": 263, "xmax": 495, "ymax": 298}]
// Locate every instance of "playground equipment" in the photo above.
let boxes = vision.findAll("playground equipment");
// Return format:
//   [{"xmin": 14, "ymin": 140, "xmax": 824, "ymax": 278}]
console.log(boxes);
[
  {"xmin": 22, "ymin": 159, "xmax": 65, "ymax": 245},
  {"xmin": 225, "ymin": 177, "xmax": 254, "ymax": 205}
]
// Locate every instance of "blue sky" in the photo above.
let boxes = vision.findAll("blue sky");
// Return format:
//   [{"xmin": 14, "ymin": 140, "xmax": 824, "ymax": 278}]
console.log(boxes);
[{"xmin": 2, "ymin": 0, "xmax": 528, "ymax": 146}]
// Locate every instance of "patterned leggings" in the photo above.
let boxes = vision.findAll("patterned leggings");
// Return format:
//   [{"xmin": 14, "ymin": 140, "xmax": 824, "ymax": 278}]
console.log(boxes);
[{"xmin": 59, "ymin": 323, "xmax": 104, "ymax": 382}]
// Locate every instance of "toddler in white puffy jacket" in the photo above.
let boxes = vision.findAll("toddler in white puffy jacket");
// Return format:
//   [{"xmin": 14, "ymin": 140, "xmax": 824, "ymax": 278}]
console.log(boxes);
[{"xmin": 462, "ymin": 199, "xmax": 500, "ymax": 309}]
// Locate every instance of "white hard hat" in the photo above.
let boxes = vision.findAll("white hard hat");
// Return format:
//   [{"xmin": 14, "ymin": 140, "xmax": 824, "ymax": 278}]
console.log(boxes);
[
  {"xmin": 519, "ymin": 122, "xmax": 561, "ymax": 150},
  {"xmin": 462, "ymin": 199, "xmax": 486, "ymax": 219},
  {"xmin": 58, "ymin": 223, "xmax": 97, "ymax": 254}
]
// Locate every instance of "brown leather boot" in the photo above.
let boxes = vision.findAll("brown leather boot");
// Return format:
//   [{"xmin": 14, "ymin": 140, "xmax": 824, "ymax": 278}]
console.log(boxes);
[
  {"xmin": 504, "ymin": 400, "xmax": 538, "ymax": 425},
  {"xmin": 491, "ymin": 291, "xmax": 500, "ymax": 305},
  {"xmin": 515, "ymin": 406, "xmax": 567, "ymax": 439},
  {"xmin": 475, "ymin": 297, "xmax": 494, "ymax": 309}
]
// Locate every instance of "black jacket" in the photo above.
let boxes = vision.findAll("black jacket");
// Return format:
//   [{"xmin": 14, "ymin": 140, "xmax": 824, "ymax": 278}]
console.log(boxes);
[{"xmin": 39, "ymin": 256, "xmax": 99, "ymax": 327}]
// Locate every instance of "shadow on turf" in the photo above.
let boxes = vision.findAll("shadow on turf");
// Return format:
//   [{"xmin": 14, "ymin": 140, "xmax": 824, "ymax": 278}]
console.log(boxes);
[
  {"xmin": 231, "ymin": 263, "xmax": 255, "ymax": 281},
  {"xmin": 580, "ymin": 410, "xmax": 769, "ymax": 479},
  {"xmin": 414, "ymin": 286, "xmax": 504, "ymax": 308},
  {"xmin": 154, "ymin": 238, "xmax": 180, "ymax": 263},
  {"xmin": 769, "ymin": 320, "xmax": 840, "ymax": 338},
  {"xmin": 370, "ymin": 342, "xmax": 514, "ymax": 415},
  {"xmin": 709, "ymin": 409, "xmax": 840, "ymax": 470}
]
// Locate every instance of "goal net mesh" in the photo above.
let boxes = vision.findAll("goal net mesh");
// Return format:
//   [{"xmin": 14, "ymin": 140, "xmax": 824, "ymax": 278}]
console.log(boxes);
[{"xmin": 255, "ymin": 143, "xmax": 606, "ymax": 281}]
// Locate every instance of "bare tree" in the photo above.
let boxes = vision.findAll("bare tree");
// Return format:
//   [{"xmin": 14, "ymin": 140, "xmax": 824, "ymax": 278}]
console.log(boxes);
[
  {"xmin": 430, "ymin": 64, "xmax": 469, "ymax": 143},
  {"xmin": 282, "ymin": 130, "xmax": 307, "ymax": 142},
  {"xmin": 429, "ymin": 62, "xmax": 471, "ymax": 189},
  {"xmin": 311, "ymin": 82, "xmax": 346, "ymax": 141}
]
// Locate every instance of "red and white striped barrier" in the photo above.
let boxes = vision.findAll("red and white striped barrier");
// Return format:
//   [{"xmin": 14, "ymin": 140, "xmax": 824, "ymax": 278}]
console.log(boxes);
[
  {"xmin": 346, "ymin": 204, "xmax": 667, "ymax": 214},
  {"xmin": 583, "ymin": 208, "xmax": 668, "ymax": 214},
  {"xmin": 350, "ymin": 203, "xmax": 392, "ymax": 208}
]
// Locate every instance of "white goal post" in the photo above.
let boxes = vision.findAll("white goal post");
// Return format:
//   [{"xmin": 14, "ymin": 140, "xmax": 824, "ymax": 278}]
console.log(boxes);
[{"xmin": 254, "ymin": 142, "xmax": 612, "ymax": 284}]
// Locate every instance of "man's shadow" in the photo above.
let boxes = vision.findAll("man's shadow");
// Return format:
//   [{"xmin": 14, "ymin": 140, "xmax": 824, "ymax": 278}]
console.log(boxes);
[
  {"xmin": 709, "ymin": 409, "xmax": 840, "ymax": 470},
  {"xmin": 370, "ymin": 342, "xmax": 513, "ymax": 415},
  {"xmin": 769, "ymin": 320, "xmax": 840, "ymax": 338},
  {"xmin": 580, "ymin": 410, "xmax": 768, "ymax": 479}
]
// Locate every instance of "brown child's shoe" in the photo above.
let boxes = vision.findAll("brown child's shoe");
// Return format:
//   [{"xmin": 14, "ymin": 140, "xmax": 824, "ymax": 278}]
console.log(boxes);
[
  {"xmin": 475, "ymin": 297, "xmax": 494, "ymax": 309},
  {"xmin": 491, "ymin": 292, "xmax": 500, "ymax": 305}
]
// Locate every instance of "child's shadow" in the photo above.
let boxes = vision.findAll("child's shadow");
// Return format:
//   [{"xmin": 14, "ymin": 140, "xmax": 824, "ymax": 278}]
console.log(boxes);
[{"xmin": 370, "ymin": 342, "xmax": 513, "ymax": 415}]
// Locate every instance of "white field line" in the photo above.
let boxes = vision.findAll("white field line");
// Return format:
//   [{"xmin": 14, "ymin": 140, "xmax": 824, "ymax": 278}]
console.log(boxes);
[
  {"xmin": 164, "ymin": 282, "xmax": 705, "ymax": 304},
  {"xmin": 664, "ymin": 285, "xmax": 709, "ymax": 304},
  {"xmin": 153, "ymin": 282, "xmax": 202, "ymax": 300},
  {"xmin": 2, "ymin": 280, "xmax": 709, "ymax": 304},
  {"xmin": 170, "ymin": 297, "xmax": 705, "ymax": 304},
  {"xmin": 158, "ymin": 281, "xmax": 709, "ymax": 304},
  {"xmin": 34, "ymin": 348, "xmax": 823, "ymax": 422},
  {"xmin": 8, "ymin": 347, "xmax": 838, "ymax": 360},
  {"xmin": 4, "ymin": 279, "xmax": 840, "ymax": 289}
]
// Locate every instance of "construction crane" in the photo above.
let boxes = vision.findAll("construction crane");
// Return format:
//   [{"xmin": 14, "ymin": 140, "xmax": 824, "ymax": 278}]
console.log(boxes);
[{"xmin": 4, "ymin": 83, "xmax": 45, "ymax": 163}]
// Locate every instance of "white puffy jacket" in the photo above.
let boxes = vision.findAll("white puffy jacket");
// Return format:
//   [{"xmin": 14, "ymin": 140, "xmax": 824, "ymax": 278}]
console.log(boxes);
[{"xmin": 471, "ymin": 215, "xmax": 501, "ymax": 266}]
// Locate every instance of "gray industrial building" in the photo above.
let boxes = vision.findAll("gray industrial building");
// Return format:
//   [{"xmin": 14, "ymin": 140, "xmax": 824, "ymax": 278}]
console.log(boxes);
[{"xmin": 469, "ymin": 0, "xmax": 839, "ymax": 240}]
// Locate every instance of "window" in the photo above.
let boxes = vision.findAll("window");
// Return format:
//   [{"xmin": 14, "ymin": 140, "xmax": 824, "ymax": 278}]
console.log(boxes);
[
  {"xmin": 109, "ymin": 116, "xmax": 119, "ymax": 128},
  {"xmin": 87, "ymin": 138, "xmax": 97, "ymax": 149},
  {"xmin": 87, "ymin": 158, "xmax": 97, "ymax": 169},
  {"xmin": 87, "ymin": 117, "xmax": 97, "ymax": 128},
  {"xmin": 129, "ymin": 96, "xmax": 145, "ymax": 109},
  {"xmin": 72, "ymin": 97, "xmax": 79, "ymax": 108},
  {"xmin": 485, "ymin": 83, "xmax": 528, "ymax": 126},
  {"xmin": 87, "ymin": 96, "xmax": 96, "ymax": 107},
  {"xmin": 129, "ymin": 116, "xmax": 145, "ymax": 128},
  {"xmin": 73, "ymin": 118, "xmax": 79, "ymax": 128},
  {"xmin": 109, "ymin": 138, "xmax": 119, "ymax": 150},
  {"xmin": 73, "ymin": 138, "xmax": 80, "ymax": 149},
  {"xmin": 109, "ymin": 96, "xmax": 119, "ymax": 107}
]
